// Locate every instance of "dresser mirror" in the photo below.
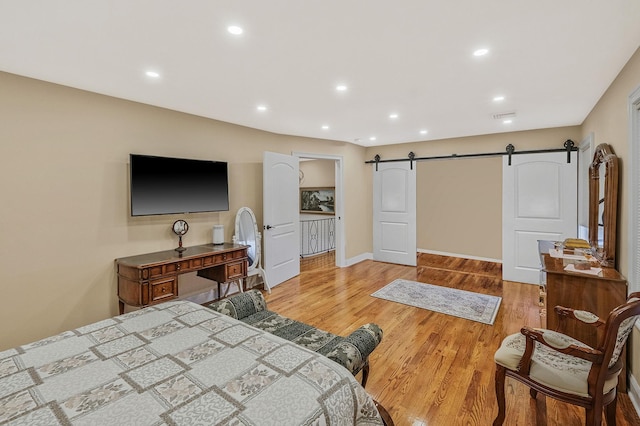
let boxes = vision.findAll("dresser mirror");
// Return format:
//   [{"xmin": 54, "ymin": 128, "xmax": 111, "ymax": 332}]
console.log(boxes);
[{"xmin": 588, "ymin": 143, "xmax": 619, "ymax": 267}]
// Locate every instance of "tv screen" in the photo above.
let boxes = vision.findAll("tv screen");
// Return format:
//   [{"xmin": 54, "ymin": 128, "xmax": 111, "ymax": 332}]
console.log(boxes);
[{"xmin": 130, "ymin": 154, "xmax": 229, "ymax": 216}]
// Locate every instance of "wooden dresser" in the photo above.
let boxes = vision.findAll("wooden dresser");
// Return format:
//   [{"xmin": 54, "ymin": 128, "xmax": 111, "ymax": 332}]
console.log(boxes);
[
  {"xmin": 539, "ymin": 241, "xmax": 628, "ymax": 390},
  {"xmin": 116, "ymin": 243, "xmax": 248, "ymax": 314},
  {"xmin": 539, "ymin": 243, "xmax": 627, "ymax": 344}
]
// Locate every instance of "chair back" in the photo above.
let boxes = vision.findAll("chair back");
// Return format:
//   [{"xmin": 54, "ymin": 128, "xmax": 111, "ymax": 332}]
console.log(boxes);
[{"xmin": 602, "ymin": 293, "xmax": 640, "ymax": 369}]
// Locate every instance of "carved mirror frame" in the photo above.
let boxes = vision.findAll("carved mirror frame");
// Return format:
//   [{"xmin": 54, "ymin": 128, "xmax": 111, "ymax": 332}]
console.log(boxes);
[{"xmin": 588, "ymin": 143, "xmax": 619, "ymax": 267}]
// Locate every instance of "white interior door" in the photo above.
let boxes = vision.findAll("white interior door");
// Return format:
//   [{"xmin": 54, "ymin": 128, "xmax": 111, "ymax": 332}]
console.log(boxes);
[
  {"xmin": 503, "ymin": 151, "xmax": 577, "ymax": 284},
  {"xmin": 373, "ymin": 162, "xmax": 417, "ymax": 266},
  {"xmin": 263, "ymin": 151, "xmax": 300, "ymax": 287}
]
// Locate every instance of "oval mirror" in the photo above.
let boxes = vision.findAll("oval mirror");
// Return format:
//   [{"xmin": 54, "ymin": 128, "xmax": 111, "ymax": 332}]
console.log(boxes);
[{"xmin": 235, "ymin": 207, "xmax": 259, "ymax": 270}]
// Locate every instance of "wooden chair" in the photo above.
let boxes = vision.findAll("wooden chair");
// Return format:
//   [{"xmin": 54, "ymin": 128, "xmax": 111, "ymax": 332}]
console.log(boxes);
[{"xmin": 493, "ymin": 293, "xmax": 640, "ymax": 426}]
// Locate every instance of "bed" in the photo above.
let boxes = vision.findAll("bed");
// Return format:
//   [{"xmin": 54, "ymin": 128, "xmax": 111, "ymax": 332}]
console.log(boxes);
[{"xmin": 0, "ymin": 300, "xmax": 384, "ymax": 425}]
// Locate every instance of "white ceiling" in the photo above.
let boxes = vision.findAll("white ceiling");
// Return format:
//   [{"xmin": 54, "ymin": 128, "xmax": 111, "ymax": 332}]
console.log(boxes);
[{"xmin": 1, "ymin": 1, "xmax": 639, "ymax": 147}]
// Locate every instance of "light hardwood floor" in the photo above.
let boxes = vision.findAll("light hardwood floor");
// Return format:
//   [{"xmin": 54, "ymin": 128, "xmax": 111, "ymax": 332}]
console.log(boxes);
[{"xmin": 262, "ymin": 252, "xmax": 640, "ymax": 426}]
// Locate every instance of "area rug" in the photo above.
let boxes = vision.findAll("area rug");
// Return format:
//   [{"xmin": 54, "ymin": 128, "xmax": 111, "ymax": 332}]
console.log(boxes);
[{"xmin": 371, "ymin": 279, "xmax": 501, "ymax": 325}]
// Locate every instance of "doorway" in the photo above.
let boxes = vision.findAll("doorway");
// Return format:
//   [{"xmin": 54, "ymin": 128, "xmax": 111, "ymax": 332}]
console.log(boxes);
[{"xmin": 293, "ymin": 152, "xmax": 345, "ymax": 268}]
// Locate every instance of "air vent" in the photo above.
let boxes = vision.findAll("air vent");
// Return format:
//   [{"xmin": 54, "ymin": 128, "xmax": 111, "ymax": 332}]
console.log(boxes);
[{"xmin": 492, "ymin": 111, "xmax": 517, "ymax": 120}]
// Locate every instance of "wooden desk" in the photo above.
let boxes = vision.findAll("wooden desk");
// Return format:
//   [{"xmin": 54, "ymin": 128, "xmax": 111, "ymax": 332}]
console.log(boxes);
[{"xmin": 116, "ymin": 243, "xmax": 247, "ymax": 314}]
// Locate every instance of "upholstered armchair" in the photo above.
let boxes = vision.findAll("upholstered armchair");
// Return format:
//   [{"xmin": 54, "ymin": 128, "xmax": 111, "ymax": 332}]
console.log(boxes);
[{"xmin": 493, "ymin": 293, "xmax": 640, "ymax": 426}]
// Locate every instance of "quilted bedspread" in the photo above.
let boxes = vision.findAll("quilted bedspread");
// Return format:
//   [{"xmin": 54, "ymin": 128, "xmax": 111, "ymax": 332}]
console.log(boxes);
[{"xmin": 0, "ymin": 300, "xmax": 383, "ymax": 425}]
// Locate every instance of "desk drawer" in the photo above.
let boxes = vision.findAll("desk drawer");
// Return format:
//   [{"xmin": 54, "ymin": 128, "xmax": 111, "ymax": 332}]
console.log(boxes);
[
  {"xmin": 231, "ymin": 249, "xmax": 247, "ymax": 259},
  {"xmin": 150, "ymin": 277, "xmax": 177, "ymax": 302},
  {"xmin": 226, "ymin": 261, "xmax": 245, "ymax": 280},
  {"xmin": 146, "ymin": 261, "xmax": 193, "ymax": 278},
  {"xmin": 164, "ymin": 261, "xmax": 191, "ymax": 274},
  {"xmin": 212, "ymin": 250, "xmax": 247, "ymax": 264}
]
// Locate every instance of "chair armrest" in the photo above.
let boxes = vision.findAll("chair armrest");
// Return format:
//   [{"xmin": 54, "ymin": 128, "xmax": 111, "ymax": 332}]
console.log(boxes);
[
  {"xmin": 554, "ymin": 306, "xmax": 605, "ymax": 328},
  {"xmin": 205, "ymin": 289, "xmax": 267, "ymax": 320},
  {"xmin": 326, "ymin": 323, "xmax": 383, "ymax": 375},
  {"xmin": 518, "ymin": 326, "xmax": 603, "ymax": 374}
]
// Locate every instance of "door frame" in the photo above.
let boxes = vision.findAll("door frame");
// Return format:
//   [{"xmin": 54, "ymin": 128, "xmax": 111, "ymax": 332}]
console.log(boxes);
[
  {"xmin": 628, "ymin": 85, "xmax": 640, "ymax": 294},
  {"xmin": 578, "ymin": 133, "xmax": 594, "ymax": 240},
  {"xmin": 292, "ymin": 151, "xmax": 345, "ymax": 267}
]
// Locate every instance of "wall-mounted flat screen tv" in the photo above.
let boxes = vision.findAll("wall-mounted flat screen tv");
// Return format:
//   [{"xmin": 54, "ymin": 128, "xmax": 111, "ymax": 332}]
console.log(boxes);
[{"xmin": 130, "ymin": 154, "xmax": 229, "ymax": 216}]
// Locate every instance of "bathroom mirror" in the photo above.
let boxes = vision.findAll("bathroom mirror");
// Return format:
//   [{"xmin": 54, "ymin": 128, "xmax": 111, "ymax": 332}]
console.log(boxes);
[
  {"xmin": 234, "ymin": 207, "xmax": 271, "ymax": 293},
  {"xmin": 588, "ymin": 143, "xmax": 618, "ymax": 267}
]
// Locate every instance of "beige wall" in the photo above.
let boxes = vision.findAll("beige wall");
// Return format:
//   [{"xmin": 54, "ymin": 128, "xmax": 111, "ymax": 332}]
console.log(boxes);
[
  {"xmin": 299, "ymin": 159, "xmax": 335, "ymax": 188},
  {"xmin": 0, "ymin": 71, "xmax": 371, "ymax": 349},
  {"xmin": 580, "ymin": 47, "xmax": 640, "ymax": 386},
  {"xmin": 365, "ymin": 127, "xmax": 581, "ymax": 259},
  {"xmin": 417, "ymin": 157, "xmax": 502, "ymax": 259}
]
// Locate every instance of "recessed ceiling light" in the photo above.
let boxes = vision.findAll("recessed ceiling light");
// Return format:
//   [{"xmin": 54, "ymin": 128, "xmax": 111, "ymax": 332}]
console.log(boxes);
[
  {"xmin": 369, "ymin": 136, "xmax": 377, "ymax": 141},
  {"xmin": 227, "ymin": 25, "xmax": 243, "ymax": 35},
  {"xmin": 493, "ymin": 95, "xmax": 505, "ymax": 102},
  {"xmin": 256, "ymin": 105, "xmax": 267, "ymax": 112},
  {"xmin": 145, "ymin": 71, "xmax": 160, "ymax": 78},
  {"xmin": 473, "ymin": 48, "xmax": 489, "ymax": 56},
  {"xmin": 321, "ymin": 125, "xmax": 329, "ymax": 130},
  {"xmin": 420, "ymin": 129, "xmax": 428, "ymax": 135},
  {"xmin": 503, "ymin": 119, "xmax": 513, "ymax": 124},
  {"xmin": 389, "ymin": 113, "xmax": 399, "ymax": 119},
  {"xmin": 336, "ymin": 84, "xmax": 348, "ymax": 92}
]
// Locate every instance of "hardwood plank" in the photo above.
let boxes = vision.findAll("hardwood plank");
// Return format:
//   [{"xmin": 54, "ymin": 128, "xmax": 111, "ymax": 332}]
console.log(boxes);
[{"xmin": 263, "ymin": 252, "xmax": 640, "ymax": 426}]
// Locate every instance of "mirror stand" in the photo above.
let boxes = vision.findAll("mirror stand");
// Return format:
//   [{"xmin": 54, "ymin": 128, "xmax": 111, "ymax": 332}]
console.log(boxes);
[{"xmin": 234, "ymin": 207, "xmax": 271, "ymax": 294}]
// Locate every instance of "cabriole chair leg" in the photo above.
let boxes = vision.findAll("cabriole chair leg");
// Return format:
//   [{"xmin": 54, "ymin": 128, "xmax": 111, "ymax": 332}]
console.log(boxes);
[
  {"xmin": 493, "ymin": 365, "xmax": 507, "ymax": 426},
  {"xmin": 605, "ymin": 397, "xmax": 617, "ymax": 426}
]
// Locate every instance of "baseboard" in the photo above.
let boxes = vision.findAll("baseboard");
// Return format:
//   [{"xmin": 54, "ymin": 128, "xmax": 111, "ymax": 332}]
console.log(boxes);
[
  {"xmin": 300, "ymin": 249, "xmax": 336, "ymax": 259},
  {"xmin": 629, "ymin": 372, "xmax": 640, "ymax": 418},
  {"xmin": 344, "ymin": 250, "xmax": 500, "ymax": 267},
  {"xmin": 418, "ymin": 248, "xmax": 502, "ymax": 264},
  {"xmin": 345, "ymin": 252, "xmax": 373, "ymax": 266}
]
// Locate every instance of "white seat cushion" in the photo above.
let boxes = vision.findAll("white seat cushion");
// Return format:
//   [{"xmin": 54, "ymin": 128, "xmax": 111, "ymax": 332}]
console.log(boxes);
[{"xmin": 494, "ymin": 330, "xmax": 619, "ymax": 397}]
